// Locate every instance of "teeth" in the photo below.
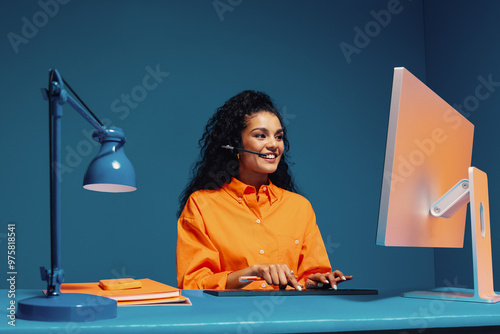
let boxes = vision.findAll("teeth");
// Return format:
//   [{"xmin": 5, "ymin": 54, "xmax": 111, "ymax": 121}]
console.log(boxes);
[{"xmin": 265, "ymin": 154, "xmax": 276, "ymax": 159}]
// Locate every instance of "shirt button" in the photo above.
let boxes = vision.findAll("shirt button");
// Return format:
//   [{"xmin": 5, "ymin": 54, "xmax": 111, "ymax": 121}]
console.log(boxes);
[
  {"xmin": 263, "ymin": 186, "xmax": 267, "ymax": 191},
  {"xmin": 261, "ymin": 282, "xmax": 267, "ymax": 288},
  {"xmin": 295, "ymin": 240, "xmax": 299, "ymax": 244},
  {"xmin": 256, "ymin": 219, "xmax": 261, "ymax": 224},
  {"xmin": 237, "ymin": 197, "xmax": 242, "ymax": 202},
  {"xmin": 260, "ymin": 249, "xmax": 265, "ymax": 255}
]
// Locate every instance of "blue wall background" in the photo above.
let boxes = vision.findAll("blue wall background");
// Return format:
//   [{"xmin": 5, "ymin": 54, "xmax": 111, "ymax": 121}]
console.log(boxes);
[{"xmin": 1, "ymin": 0, "xmax": 491, "ymax": 293}]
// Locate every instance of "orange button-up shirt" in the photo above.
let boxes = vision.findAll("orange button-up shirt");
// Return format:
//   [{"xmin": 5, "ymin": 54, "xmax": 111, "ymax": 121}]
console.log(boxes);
[{"xmin": 176, "ymin": 177, "xmax": 332, "ymax": 289}]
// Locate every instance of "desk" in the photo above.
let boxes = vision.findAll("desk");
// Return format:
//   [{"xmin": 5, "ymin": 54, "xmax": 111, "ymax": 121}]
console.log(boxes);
[{"xmin": 2, "ymin": 289, "xmax": 500, "ymax": 333}]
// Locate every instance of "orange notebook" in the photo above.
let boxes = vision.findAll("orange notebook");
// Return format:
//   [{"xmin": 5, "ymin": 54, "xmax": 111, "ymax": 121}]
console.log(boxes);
[
  {"xmin": 60, "ymin": 278, "xmax": 180, "ymax": 301},
  {"xmin": 118, "ymin": 295, "xmax": 191, "ymax": 306}
]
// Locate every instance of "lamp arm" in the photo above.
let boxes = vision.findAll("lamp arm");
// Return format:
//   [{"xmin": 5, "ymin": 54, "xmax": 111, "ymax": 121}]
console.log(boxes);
[
  {"xmin": 65, "ymin": 94, "xmax": 105, "ymax": 134},
  {"xmin": 45, "ymin": 69, "xmax": 106, "ymax": 135}
]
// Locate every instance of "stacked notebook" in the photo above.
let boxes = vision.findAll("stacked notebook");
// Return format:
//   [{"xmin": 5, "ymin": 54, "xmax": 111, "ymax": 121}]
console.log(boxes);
[{"xmin": 60, "ymin": 278, "xmax": 190, "ymax": 306}]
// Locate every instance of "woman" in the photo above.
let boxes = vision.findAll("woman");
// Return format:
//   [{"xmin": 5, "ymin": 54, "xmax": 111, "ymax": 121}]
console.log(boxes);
[{"xmin": 177, "ymin": 90, "xmax": 352, "ymax": 290}]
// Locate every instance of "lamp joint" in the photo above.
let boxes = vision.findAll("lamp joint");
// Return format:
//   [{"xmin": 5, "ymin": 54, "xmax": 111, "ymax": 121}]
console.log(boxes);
[{"xmin": 40, "ymin": 266, "xmax": 65, "ymax": 296}]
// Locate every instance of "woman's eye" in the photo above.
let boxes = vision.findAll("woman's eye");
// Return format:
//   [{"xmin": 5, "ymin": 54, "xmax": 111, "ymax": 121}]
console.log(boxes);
[
  {"xmin": 276, "ymin": 135, "xmax": 283, "ymax": 141},
  {"xmin": 255, "ymin": 134, "xmax": 266, "ymax": 138}
]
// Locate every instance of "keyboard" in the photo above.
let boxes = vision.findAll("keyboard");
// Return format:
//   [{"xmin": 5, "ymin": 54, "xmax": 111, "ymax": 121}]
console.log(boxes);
[{"xmin": 203, "ymin": 288, "xmax": 378, "ymax": 297}]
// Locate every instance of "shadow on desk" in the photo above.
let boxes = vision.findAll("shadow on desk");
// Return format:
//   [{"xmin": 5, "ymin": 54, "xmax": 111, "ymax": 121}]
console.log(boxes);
[{"xmin": 306, "ymin": 326, "xmax": 500, "ymax": 334}]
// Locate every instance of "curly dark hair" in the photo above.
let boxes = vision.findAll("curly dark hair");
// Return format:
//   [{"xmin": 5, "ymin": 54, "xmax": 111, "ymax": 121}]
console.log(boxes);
[{"xmin": 177, "ymin": 90, "xmax": 298, "ymax": 217}]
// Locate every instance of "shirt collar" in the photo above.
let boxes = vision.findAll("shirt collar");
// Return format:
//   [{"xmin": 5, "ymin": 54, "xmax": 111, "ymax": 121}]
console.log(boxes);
[{"xmin": 223, "ymin": 177, "xmax": 281, "ymax": 204}]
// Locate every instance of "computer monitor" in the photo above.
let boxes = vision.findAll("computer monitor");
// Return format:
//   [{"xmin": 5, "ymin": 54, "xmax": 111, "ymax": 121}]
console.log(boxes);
[{"xmin": 377, "ymin": 67, "xmax": 500, "ymax": 303}]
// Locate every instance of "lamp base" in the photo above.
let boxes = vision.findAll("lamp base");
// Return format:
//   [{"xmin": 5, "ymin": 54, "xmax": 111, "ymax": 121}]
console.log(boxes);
[{"xmin": 17, "ymin": 293, "xmax": 117, "ymax": 322}]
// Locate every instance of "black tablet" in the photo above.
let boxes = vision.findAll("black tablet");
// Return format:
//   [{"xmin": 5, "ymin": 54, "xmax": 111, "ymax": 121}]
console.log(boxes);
[{"xmin": 203, "ymin": 289, "xmax": 378, "ymax": 297}]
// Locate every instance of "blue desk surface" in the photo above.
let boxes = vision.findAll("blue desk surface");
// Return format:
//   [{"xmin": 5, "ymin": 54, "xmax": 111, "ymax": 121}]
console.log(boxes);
[{"xmin": 2, "ymin": 289, "xmax": 500, "ymax": 333}]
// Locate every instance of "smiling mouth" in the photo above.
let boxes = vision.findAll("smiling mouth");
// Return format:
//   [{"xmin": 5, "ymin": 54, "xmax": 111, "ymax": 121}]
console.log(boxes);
[{"xmin": 260, "ymin": 154, "xmax": 277, "ymax": 159}]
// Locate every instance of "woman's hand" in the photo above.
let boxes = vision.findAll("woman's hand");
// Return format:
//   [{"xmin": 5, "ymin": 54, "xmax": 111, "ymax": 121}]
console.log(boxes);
[
  {"xmin": 305, "ymin": 270, "xmax": 353, "ymax": 290},
  {"xmin": 254, "ymin": 263, "xmax": 302, "ymax": 290},
  {"xmin": 226, "ymin": 263, "xmax": 302, "ymax": 290}
]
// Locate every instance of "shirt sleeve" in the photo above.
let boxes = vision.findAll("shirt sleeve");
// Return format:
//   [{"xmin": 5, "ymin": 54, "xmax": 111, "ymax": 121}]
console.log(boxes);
[
  {"xmin": 296, "ymin": 202, "xmax": 332, "ymax": 284},
  {"xmin": 176, "ymin": 195, "xmax": 231, "ymax": 289}
]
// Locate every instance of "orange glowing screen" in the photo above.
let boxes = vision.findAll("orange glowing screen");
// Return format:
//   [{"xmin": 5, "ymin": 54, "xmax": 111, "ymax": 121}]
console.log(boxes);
[{"xmin": 377, "ymin": 67, "xmax": 474, "ymax": 247}]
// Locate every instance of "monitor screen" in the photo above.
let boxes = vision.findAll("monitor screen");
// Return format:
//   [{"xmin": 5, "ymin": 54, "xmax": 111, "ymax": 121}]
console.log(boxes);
[{"xmin": 377, "ymin": 67, "xmax": 474, "ymax": 248}]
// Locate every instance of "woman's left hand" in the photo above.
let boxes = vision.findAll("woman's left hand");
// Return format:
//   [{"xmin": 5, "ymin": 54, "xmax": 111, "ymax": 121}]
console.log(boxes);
[{"xmin": 305, "ymin": 270, "xmax": 353, "ymax": 290}]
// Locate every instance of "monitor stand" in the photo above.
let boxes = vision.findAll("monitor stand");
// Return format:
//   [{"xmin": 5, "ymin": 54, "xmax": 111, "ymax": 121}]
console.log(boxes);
[{"xmin": 404, "ymin": 167, "xmax": 500, "ymax": 303}]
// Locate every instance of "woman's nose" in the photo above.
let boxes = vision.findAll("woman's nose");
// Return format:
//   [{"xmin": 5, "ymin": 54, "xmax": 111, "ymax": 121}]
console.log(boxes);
[{"xmin": 266, "ymin": 138, "xmax": 278, "ymax": 149}]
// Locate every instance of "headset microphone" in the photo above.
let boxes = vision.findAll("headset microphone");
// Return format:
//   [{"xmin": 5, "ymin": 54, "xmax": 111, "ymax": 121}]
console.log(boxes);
[{"xmin": 221, "ymin": 145, "xmax": 269, "ymax": 158}]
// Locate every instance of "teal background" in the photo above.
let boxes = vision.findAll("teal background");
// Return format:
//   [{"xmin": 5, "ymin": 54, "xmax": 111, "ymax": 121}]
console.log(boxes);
[{"xmin": 0, "ymin": 0, "xmax": 496, "ymax": 293}]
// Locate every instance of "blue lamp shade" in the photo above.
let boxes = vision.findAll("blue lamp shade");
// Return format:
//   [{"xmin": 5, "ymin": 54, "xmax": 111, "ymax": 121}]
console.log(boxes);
[{"xmin": 83, "ymin": 127, "xmax": 136, "ymax": 192}]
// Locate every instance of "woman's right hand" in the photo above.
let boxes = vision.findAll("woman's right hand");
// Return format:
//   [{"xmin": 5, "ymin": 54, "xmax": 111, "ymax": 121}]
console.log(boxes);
[
  {"xmin": 226, "ymin": 263, "xmax": 302, "ymax": 290},
  {"xmin": 252, "ymin": 263, "xmax": 302, "ymax": 290}
]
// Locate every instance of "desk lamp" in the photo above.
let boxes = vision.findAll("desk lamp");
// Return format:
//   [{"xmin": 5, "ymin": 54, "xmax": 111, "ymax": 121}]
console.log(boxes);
[{"xmin": 17, "ymin": 69, "xmax": 137, "ymax": 322}]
